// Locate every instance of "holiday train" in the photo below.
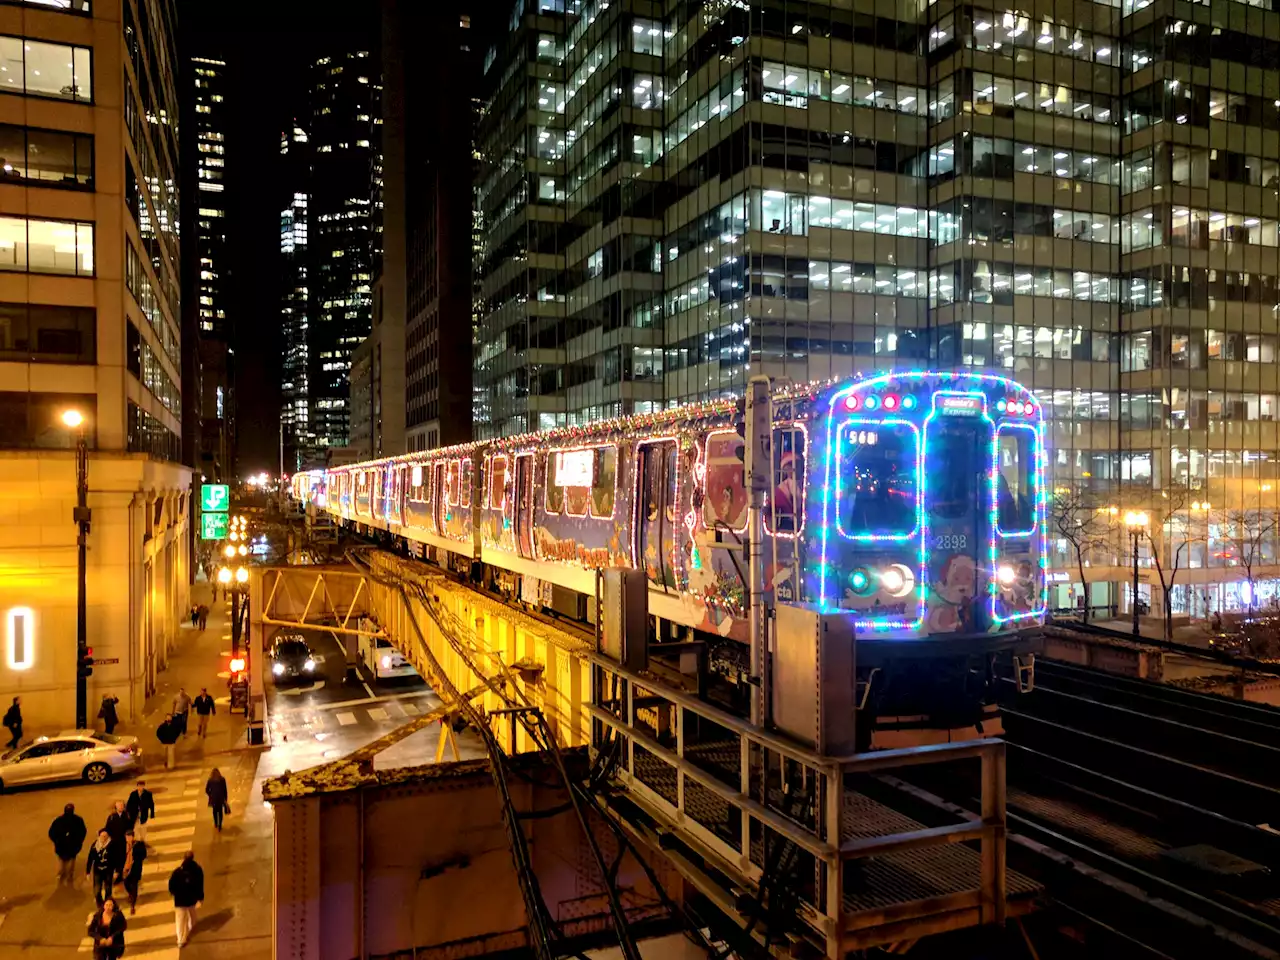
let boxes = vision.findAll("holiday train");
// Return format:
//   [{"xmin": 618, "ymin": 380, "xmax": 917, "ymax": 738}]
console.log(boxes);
[{"xmin": 292, "ymin": 371, "xmax": 1047, "ymax": 733}]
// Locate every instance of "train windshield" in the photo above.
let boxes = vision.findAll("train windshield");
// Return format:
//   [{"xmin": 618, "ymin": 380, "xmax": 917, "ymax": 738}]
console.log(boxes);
[
  {"xmin": 928, "ymin": 423, "xmax": 978, "ymax": 520},
  {"xmin": 837, "ymin": 422, "xmax": 918, "ymax": 537}
]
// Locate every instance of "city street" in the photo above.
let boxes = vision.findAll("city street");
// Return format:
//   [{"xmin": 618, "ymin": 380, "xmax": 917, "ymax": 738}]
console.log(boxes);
[{"xmin": 0, "ymin": 580, "xmax": 483, "ymax": 957}]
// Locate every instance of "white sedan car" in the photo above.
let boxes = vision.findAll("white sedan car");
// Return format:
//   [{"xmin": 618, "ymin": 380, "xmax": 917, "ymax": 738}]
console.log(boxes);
[{"xmin": 0, "ymin": 730, "xmax": 143, "ymax": 789}]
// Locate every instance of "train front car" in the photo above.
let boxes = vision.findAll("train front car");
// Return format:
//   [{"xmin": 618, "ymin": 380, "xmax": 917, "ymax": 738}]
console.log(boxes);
[{"xmin": 808, "ymin": 371, "xmax": 1047, "ymax": 744}]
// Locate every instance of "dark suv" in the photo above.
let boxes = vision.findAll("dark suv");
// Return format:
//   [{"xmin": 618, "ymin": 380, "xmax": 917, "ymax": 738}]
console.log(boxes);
[{"xmin": 270, "ymin": 634, "xmax": 316, "ymax": 682}]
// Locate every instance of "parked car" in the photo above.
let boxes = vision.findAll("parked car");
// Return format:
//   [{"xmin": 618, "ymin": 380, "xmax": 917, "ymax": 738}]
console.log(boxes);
[
  {"xmin": 0, "ymin": 730, "xmax": 142, "ymax": 789},
  {"xmin": 270, "ymin": 633, "xmax": 318, "ymax": 682}
]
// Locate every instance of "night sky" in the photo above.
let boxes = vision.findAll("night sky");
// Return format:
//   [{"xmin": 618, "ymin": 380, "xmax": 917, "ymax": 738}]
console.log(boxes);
[{"xmin": 182, "ymin": 1, "xmax": 377, "ymax": 474}]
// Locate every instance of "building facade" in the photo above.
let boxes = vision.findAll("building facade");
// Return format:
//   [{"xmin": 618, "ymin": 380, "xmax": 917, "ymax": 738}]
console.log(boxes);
[
  {"xmin": 280, "ymin": 121, "xmax": 311, "ymax": 472},
  {"xmin": 0, "ymin": 0, "xmax": 190, "ymax": 730},
  {"xmin": 191, "ymin": 54, "xmax": 232, "ymax": 480},
  {"xmin": 385, "ymin": 0, "xmax": 478, "ymax": 453},
  {"xmin": 475, "ymin": 0, "xmax": 1280, "ymax": 619}
]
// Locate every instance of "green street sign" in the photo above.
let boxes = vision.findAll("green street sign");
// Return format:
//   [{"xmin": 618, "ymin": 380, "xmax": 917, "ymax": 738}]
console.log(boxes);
[
  {"xmin": 201, "ymin": 512, "xmax": 229, "ymax": 540},
  {"xmin": 201, "ymin": 483, "xmax": 230, "ymax": 512}
]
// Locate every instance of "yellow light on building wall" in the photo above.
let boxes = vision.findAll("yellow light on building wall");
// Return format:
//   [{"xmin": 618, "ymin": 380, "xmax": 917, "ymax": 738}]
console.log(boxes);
[{"xmin": 6, "ymin": 606, "xmax": 34, "ymax": 670}]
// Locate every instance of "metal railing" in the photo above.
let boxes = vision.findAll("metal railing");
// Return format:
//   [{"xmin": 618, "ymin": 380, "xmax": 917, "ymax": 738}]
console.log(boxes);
[{"xmin": 587, "ymin": 656, "xmax": 1008, "ymax": 955}]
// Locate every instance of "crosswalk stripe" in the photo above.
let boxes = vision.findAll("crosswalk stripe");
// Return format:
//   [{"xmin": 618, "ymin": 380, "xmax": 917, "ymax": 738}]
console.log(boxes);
[
  {"xmin": 402, "ymin": 701, "xmax": 419, "ymax": 716},
  {"xmin": 367, "ymin": 707, "xmax": 389, "ymax": 721},
  {"xmin": 337, "ymin": 711, "xmax": 357, "ymax": 726}
]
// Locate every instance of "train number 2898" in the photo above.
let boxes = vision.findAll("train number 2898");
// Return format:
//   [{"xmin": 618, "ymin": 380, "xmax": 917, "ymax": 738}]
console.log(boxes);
[{"xmin": 932, "ymin": 534, "xmax": 968, "ymax": 550}]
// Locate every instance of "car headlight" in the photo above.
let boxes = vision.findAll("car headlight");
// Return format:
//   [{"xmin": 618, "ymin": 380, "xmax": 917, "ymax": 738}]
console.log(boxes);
[
  {"xmin": 272, "ymin": 663, "xmax": 285, "ymax": 676},
  {"xmin": 304, "ymin": 659, "xmax": 315, "ymax": 671},
  {"xmin": 380, "ymin": 655, "xmax": 392, "ymax": 669}
]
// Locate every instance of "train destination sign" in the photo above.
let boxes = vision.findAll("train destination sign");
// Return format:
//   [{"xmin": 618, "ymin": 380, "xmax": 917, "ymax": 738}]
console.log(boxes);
[{"xmin": 938, "ymin": 395, "xmax": 983, "ymax": 415}]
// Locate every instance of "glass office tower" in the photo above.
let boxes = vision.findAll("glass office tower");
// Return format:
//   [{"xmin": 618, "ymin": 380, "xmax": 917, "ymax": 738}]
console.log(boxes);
[{"xmin": 476, "ymin": 0, "xmax": 1280, "ymax": 616}]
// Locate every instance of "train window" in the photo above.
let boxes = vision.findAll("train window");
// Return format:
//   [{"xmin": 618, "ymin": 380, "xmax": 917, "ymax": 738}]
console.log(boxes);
[
  {"xmin": 765, "ymin": 427, "xmax": 806, "ymax": 535},
  {"xmin": 490, "ymin": 455, "xmax": 508, "ymax": 510},
  {"xmin": 447, "ymin": 461, "xmax": 461, "ymax": 506},
  {"xmin": 591, "ymin": 447, "xmax": 617, "ymax": 518},
  {"xmin": 409, "ymin": 464, "xmax": 427, "ymax": 502},
  {"xmin": 703, "ymin": 430, "xmax": 748, "ymax": 531},
  {"xmin": 545, "ymin": 453, "xmax": 565, "ymax": 513},
  {"xmin": 996, "ymin": 426, "xmax": 1036, "ymax": 534},
  {"xmin": 837, "ymin": 422, "xmax": 919, "ymax": 538},
  {"xmin": 929, "ymin": 423, "xmax": 976, "ymax": 520},
  {"xmin": 460, "ymin": 459, "xmax": 472, "ymax": 507}
]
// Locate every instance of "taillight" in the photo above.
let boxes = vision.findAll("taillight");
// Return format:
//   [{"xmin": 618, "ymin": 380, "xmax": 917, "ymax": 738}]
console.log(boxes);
[{"xmin": 118, "ymin": 746, "xmax": 134, "ymax": 755}]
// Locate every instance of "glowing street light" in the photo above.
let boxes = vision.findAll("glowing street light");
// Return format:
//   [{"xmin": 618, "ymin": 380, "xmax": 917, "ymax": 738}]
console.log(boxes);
[
  {"xmin": 61, "ymin": 409, "xmax": 84, "ymax": 428},
  {"xmin": 223, "ymin": 544, "xmax": 236, "ymax": 559},
  {"xmin": 217, "ymin": 567, "xmax": 232, "ymax": 585}
]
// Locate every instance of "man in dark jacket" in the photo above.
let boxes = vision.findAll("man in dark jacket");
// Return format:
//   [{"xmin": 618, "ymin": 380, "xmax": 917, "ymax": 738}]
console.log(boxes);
[
  {"xmin": 193, "ymin": 688, "xmax": 215, "ymax": 738},
  {"xmin": 98, "ymin": 694, "xmax": 120, "ymax": 735},
  {"xmin": 49, "ymin": 803, "xmax": 87, "ymax": 887},
  {"xmin": 125, "ymin": 780, "xmax": 155, "ymax": 841},
  {"xmin": 2, "ymin": 695, "xmax": 20, "ymax": 749},
  {"xmin": 156, "ymin": 713, "xmax": 179, "ymax": 769},
  {"xmin": 168, "ymin": 851, "xmax": 204, "ymax": 948},
  {"xmin": 103, "ymin": 800, "xmax": 129, "ymax": 883}
]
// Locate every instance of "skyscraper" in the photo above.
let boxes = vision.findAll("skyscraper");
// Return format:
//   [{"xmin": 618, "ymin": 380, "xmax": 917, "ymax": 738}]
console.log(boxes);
[
  {"xmin": 475, "ymin": 0, "xmax": 1280, "ymax": 621},
  {"xmin": 191, "ymin": 54, "xmax": 233, "ymax": 480},
  {"xmin": 309, "ymin": 47, "xmax": 381, "ymax": 457},
  {"xmin": 280, "ymin": 122, "xmax": 311, "ymax": 472},
  {"xmin": 384, "ymin": 0, "xmax": 480, "ymax": 453},
  {"xmin": 280, "ymin": 44, "xmax": 382, "ymax": 467},
  {"xmin": 0, "ymin": 0, "xmax": 190, "ymax": 727}
]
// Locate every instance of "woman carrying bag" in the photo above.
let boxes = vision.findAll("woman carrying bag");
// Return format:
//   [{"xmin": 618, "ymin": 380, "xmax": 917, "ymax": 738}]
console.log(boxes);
[{"xmin": 205, "ymin": 768, "xmax": 229, "ymax": 832}]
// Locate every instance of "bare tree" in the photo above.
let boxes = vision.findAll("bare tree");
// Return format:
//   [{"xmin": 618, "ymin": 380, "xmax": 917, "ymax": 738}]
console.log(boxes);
[
  {"xmin": 1218, "ymin": 507, "xmax": 1280, "ymax": 617},
  {"xmin": 1142, "ymin": 483, "xmax": 1203, "ymax": 643},
  {"xmin": 1051, "ymin": 485, "xmax": 1112, "ymax": 624}
]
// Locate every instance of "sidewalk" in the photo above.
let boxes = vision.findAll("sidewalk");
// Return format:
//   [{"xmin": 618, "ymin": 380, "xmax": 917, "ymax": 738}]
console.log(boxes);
[{"xmin": 126, "ymin": 577, "xmax": 273, "ymax": 959}]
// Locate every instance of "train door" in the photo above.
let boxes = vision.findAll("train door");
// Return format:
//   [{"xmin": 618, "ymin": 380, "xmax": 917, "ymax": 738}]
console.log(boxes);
[
  {"xmin": 636, "ymin": 440, "xmax": 678, "ymax": 589},
  {"xmin": 432, "ymin": 462, "xmax": 446, "ymax": 535},
  {"xmin": 924, "ymin": 393, "xmax": 990, "ymax": 633},
  {"xmin": 514, "ymin": 453, "xmax": 535, "ymax": 559}
]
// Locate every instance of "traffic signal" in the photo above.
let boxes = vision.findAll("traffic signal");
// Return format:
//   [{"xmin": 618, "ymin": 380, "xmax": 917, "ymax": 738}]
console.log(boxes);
[
  {"xmin": 78, "ymin": 646, "xmax": 94, "ymax": 678},
  {"xmin": 734, "ymin": 397, "xmax": 749, "ymax": 486}
]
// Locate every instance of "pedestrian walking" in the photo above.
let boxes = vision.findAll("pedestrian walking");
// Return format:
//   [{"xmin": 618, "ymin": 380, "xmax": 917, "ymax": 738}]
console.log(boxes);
[
  {"xmin": 86, "ymin": 897, "xmax": 127, "ymax": 960},
  {"xmin": 98, "ymin": 694, "xmax": 120, "ymax": 735},
  {"xmin": 85, "ymin": 830, "xmax": 114, "ymax": 906},
  {"xmin": 104, "ymin": 800, "xmax": 128, "ymax": 883},
  {"xmin": 205, "ymin": 768, "xmax": 229, "ymax": 831},
  {"xmin": 48, "ymin": 803, "xmax": 87, "ymax": 887},
  {"xmin": 189, "ymin": 604, "xmax": 199, "ymax": 628},
  {"xmin": 156, "ymin": 713, "xmax": 179, "ymax": 769},
  {"xmin": 197, "ymin": 604, "xmax": 209, "ymax": 630},
  {"xmin": 125, "ymin": 779, "xmax": 155, "ymax": 841},
  {"xmin": 121, "ymin": 830, "xmax": 147, "ymax": 914},
  {"xmin": 193, "ymin": 688, "xmax": 215, "ymax": 738},
  {"xmin": 168, "ymin": 851, "xmax": 204, "ymax": 948},
  {"xmin": 173, "ymin": 688, "xmax": 192, "ymax": 737},
  {"xmin": 3, "ymin": 695, "xmax": 21, "ymax": 749}
]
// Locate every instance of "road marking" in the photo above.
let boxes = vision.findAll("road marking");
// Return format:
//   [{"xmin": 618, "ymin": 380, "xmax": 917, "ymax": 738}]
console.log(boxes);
[
  {"xmin": 362, "ymin": 681, "xmax": 374, "ymax": 698},
  {"xmin": 402, "ymin": 701, "xmax": 419, "ymax": 716},
  {"xmin": 271, "ymin": 688, "xmax": 436, "ymax": 713},
  {"xmin": 337, "ymin": 712, "xmax": 357, "ymax": 726},
  {"xmin": 367, "ymin": 707, "xmax": 389, "ymax": 721}
]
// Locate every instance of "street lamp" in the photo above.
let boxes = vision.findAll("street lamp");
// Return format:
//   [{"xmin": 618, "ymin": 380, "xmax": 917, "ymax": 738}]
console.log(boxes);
[
  {"xmin": 1124, "ymin": 510, "xmax": 1149, "ymax": 637},
  {"xmin": 219, "ymin": 564, "xmax": 249, "ymax": 657},
  {"xmin": 62, "ymin": 408, "xmax": 90, "ymax": 729}
]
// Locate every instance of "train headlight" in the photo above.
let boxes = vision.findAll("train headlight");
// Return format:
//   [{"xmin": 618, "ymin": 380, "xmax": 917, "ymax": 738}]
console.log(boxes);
[
  {"xmin": 997, "ymin": 564, "xmax": 1016, "ymax": 586},
  {"xmin": 849, "ymin": 568, "xmax": 873, "ymax": 595},
  {"xmin": 879, "ymin": 564, "xmax": 915, "ymax": 598}
]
